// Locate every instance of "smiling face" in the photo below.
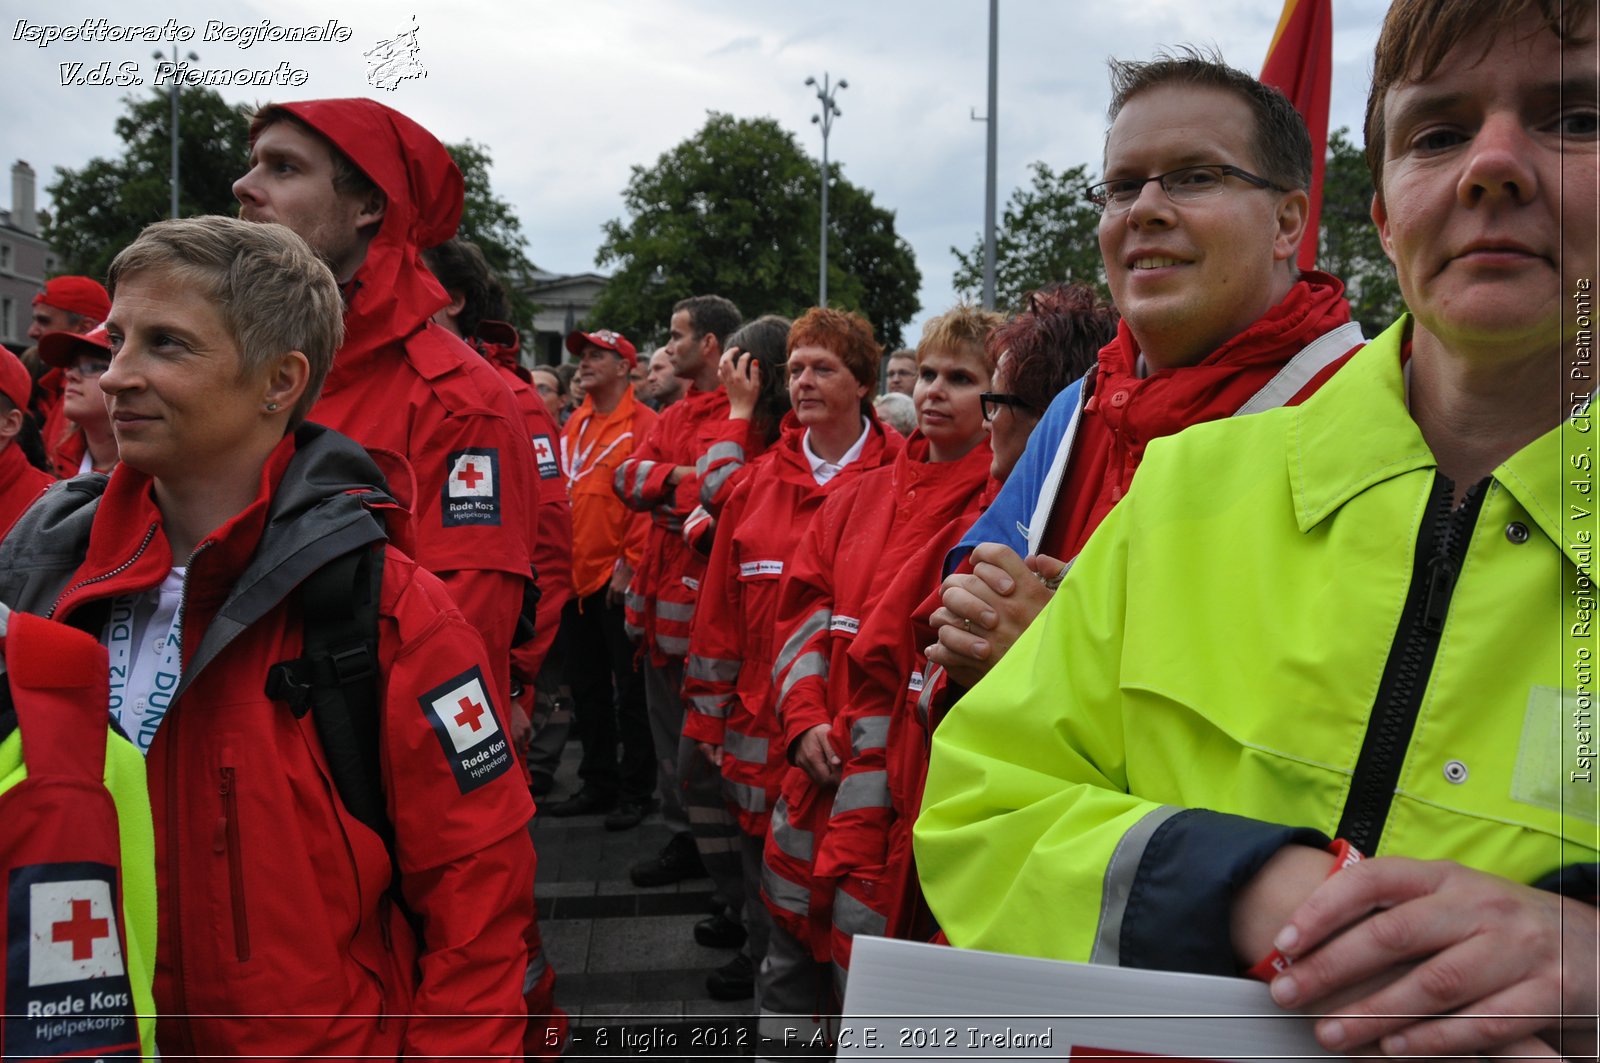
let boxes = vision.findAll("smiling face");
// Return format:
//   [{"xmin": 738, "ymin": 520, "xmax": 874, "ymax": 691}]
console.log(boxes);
[
  {"xmin": 787, "ymin": 345, "xmax": 868, "ymax": 432},
  {"xmin": 100, "ymin": 271, "xmax": 290, "ymax": 489},
  {"xmin": 234, "ymin": 120, "xmax": 380, "ymax": 282},
  {"xmin": 1098, "ymin": 85, "xmax": 1307, "ymax": 370},
  {"xmin": 914, "ymin": 344, "xmax": 991, "ymax": 462},
  {"xmin": 1372, "ymin": 14, "xmax": 1597, "ymax": 368}
]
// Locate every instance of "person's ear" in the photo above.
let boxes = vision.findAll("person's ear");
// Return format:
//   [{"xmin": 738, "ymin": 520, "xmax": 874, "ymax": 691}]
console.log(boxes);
[
  {"xmin": 355, "ymin": 188, "xmax": 387, "ymax": 230},
  {"xmin": 262, "ymin": 350, "xmax": 311, "ymax": 419},
  {"xmin": 1273, "ymin": 188, "xmax": 1310, "ymax": 265},
  {"xmin": 1370, "ymin": 191, "xmax": 1398, "ymax": 267},
  {"xmin": 0, "ymin": 405, "xmax": 22, "ymax": 444}
]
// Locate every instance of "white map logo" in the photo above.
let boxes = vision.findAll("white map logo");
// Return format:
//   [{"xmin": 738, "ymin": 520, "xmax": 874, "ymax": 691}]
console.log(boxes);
[{"xmin": 366, "ymin": 16, "xmax": 427, "ymax": 92}]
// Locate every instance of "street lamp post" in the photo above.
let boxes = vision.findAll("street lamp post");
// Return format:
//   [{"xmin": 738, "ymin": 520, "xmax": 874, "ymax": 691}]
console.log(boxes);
[
  {"xmin": 155, "ymin": 46, "xmax": 200, "ymax": 219},
  {"xmin": 805, "ymin": 73, "xmax": 846, "ymax": 307}
]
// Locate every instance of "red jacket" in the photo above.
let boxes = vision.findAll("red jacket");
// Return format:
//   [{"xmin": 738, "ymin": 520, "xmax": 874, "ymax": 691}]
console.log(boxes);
[
  {"xmin": 0, "ymin": 427, "xmax": 536, "ymax": 1060},
  {"xmin": 478, "ymin": 321, "xmax": 573, "ymax": 681},
  {"xmin": 683, "ymin": 414, "xmax": 902, "ymax": 836},
  {"xmin": 764, "ymin": 434, "xmax": 993, "ymax": 958},
  {"xmin": 615, "ymin": 385, "xmax": 728, "ymax": 661},
  {"xmin": 0, "ymin": 442, "xmax": 50, "ymax": 538},
  {"xmin": 268, "ymin": 99, "xmax": 540, "ymax": 708}
]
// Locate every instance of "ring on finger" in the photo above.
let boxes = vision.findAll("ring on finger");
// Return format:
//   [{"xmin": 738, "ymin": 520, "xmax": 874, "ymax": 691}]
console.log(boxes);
[{"xmin": 961, "ymin": 616, "xmax": 973, "ymax": 633}]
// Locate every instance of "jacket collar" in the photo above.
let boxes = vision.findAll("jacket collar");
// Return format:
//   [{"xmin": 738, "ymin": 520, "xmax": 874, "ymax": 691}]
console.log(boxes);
[{"xmin": 1289, "ymin": 315, "xmax": 1586, "ymax": 567}]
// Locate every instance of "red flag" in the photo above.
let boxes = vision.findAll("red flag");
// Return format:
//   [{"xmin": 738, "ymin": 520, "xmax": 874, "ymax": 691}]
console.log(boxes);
[{"xmin": 1260, "ymin": 0, "xmax": 1333, "ymax": 271}]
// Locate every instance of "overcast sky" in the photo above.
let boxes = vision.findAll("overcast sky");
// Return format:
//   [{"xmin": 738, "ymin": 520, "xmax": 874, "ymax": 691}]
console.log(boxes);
[{"xmin": 3, "ymin": 0, "xmax": 1389, "ymax": 340}]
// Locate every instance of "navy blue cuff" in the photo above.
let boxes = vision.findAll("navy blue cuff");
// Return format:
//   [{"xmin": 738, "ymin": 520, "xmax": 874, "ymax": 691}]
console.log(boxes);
[
  {"xmin": 1121, "ymin": 808, "xmax": 1326, "ymax": 975},
  {"xmin": 1533, "ymin": 863, "xmax": 1599, "ymax": 905}
]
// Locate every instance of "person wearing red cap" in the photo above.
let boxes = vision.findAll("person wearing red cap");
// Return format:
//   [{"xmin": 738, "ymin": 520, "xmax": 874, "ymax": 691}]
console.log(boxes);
[
  {"xmin": 233, "ymin": 99, "xmax": 540, "ymax": 723},
  {"xmin": 28, "ymin": 276, "xmax": 110, "ymax": 448},
  {"xmin": 0, "ymin": 348, "xmax": 51, "ymax": 537},
  {"xmin": 36, "ymin": 325, "xmax": 117, "ymax": 478},
  {"xmin": 548, "ymin": 327, "xmax": 657, "ymax": 820}
]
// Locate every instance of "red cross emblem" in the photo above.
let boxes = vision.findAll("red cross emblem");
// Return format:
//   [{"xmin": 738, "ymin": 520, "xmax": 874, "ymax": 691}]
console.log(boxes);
[
  {"xmin": 456, "ymin": 462, "xmax": 484, "ymax": 489},
  {"xmin": 51, "ymin": 898, "xmax": 110, "ymax": 961},
  {"xmin": 453, "ymin": 695, "xmax": 486, "ymax": 732}
]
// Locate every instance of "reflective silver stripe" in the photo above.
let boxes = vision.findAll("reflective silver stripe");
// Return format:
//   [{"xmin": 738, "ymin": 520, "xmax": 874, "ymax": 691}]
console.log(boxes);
[
  {"xmin": 1233, "ymin": 321, "xmax": 1364, "ymax": 417},
  {"xmin": 656, "ymin": 633, "xmax": 691, "ymax": 657},
  {"xmin": 624, "ymin": 591, "xmax": 647, "ymax": 612},
  {"xmin": 1091, "ymin": 804, "xmax": 1185, "ymax": 966},
  {"xmin": 623, "ymin": 621, "xmax": 643, "ymax": 640},
  {"xmin": 524, "ymin": 949, "xmax": 548, "ymax": 989},
  {"xmin": 707, "ymin": 440, "xmax": 745, "ymax": 465},
  {"xmin": 695, "ymin": 452, "xmax": 711, "ymax": 477},
  {"xmin": 916, "ymin": 664, "xmax": 943, "ymax": 726},
  {"xmin": 769, "ymin": 799, "xmax": 814, "ymax": 861},
  {"xmin": 833, "ymin": 886, "xmax": 887, "ymax": 938},
  {"xmin": 701, "ymin": 463, "xmax": 739, "ymax": 503},
  {"xmin": 776, "ymin": 651, "xmax": 828, "ymax": 715},
  {"xmin": 629, "ymin": 461, "xmax": 655, "ymax": 504},
  {"xmin": 761, "ymin": 861, "xmax": 811, "ymax": 916},
  {"xmin": 687, "ymin": 654, "xmax": 741, "ymax": 683},
  {"xmin": 850, "ymin": 716, "xmax": 889, "ymax": 756},
  {"xmin": 831, "ymin": 770, "xmax": 889, "ymax": 815},
  {"xmin": 725, "ymin": 778, "xmax": 767, "ymax": 813},
  {"xmin": 772, "ymin": 607, "xmax": 831, "ymax": 683},
  {"xmin": 723, "ymin": 728, "xmax": 770, "ymax": 765},
  {"xmin": 656, "ymin": 599, "xmax": 697, "ymax": 621},
  {"xmin": 687, "ymin": 693, "xmax": 729, "ymax": 719}
]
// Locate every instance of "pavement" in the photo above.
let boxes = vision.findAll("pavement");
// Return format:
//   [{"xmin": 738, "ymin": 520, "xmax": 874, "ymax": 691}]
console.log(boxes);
[{"xmin": 534, "ymin": 726, "xmax": 760, "ymax": 1058}]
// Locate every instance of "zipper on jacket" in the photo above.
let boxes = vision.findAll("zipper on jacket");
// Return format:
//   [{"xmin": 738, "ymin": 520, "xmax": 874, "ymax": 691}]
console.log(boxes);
[
  {"xmin": 217, "ymin": 766, "xmax": 252, "ymax": 961},
  {"xmin": 47, "ymin": 522, "xmax": 160, "ymax": 618},
  {"xmin": 1336, "ymin": 475, "xmax": 1486, "ymax": 853}
]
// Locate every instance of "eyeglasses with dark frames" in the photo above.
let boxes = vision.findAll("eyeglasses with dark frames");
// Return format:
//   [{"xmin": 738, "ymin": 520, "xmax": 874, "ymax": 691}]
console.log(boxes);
[
  {"xmin": 1084, "ymin": 164, "xmax": 1288, "ymax": 214},
  {"xmin": 980, "ymin": 392, "xmax": 1036, "ymax": 422}
]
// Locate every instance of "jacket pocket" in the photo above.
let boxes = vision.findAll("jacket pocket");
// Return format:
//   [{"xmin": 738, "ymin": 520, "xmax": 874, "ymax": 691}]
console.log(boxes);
[{"xmin": 216, "ymin": 766, "xmax": 252, "ymax": 961}]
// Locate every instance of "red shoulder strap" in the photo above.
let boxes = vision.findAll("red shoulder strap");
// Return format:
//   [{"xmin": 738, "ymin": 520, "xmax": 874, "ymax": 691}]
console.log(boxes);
[{"xmin": 3, "ymin": 612, "xmax": 110, "ymax": 782}]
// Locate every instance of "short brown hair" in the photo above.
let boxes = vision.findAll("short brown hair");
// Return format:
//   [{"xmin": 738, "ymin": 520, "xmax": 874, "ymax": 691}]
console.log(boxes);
[
  {"xmin": 1364, "ymin": 0, "xmax": 1595, "ymax": 197},
  {"xmin": 788, "ymin": 307, "xmax": 882, "ymax": 409},
  {"xmin": 108, "ymin": 215, "xmax": 343, "ymax": 429},
  {"xmin": 1106, "ymin": 46, "xmax": 1312, "ymax": 193},
  {"xmin": 917, "ymin": 304, "xmax": 1006, "ymax": 374}
]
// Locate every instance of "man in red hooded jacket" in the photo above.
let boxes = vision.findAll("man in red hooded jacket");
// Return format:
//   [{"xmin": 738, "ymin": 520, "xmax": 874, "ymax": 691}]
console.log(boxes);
[{"xmin": 233, "ymin": 99, "xmax": 539, "ymax": 717}]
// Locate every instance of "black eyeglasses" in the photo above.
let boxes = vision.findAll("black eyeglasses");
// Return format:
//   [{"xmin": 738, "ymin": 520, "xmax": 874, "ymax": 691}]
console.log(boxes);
[
  {"xmin": 1085, "ymin": 164, "xmax": 1288, "ymax": 214},
  {"xmin": 981, "ymin": 393, "xmax": 1035, "ymax": 422}
]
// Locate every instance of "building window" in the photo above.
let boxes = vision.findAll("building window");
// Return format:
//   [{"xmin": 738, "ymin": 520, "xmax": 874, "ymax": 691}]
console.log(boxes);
[
  {"xmin": 0, "ymin": 244, "xmax": 11, "ymax": 272},
  {"xmin": 1, "ymin": 298, "xmax": 12, "ymax": 342}
]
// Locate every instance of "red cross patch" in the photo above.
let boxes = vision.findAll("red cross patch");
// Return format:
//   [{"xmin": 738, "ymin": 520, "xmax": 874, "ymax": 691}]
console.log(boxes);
[
  {"xmin": 417, "ymin": 666, "xmax": 513, "ymax": 793},
  {"xmin": 441, "ymin": 448, "xmax": 502, "ymax": 527},
  {"xmin": 28, "ymin": 879, "xmax": 124, "ymax": 987}
]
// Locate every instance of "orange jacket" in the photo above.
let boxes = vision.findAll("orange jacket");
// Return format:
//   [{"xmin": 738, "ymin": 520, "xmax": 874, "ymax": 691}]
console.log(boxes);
[{"xmin": 562, "ymin": 388, "xmax": 656, "ymax": 600}]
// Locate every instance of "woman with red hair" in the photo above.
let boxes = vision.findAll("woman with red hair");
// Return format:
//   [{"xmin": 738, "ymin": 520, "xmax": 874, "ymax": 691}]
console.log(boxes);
[{"xmin": 760, "ymin": 303, "xmax": 1002, "ymax": 1030}]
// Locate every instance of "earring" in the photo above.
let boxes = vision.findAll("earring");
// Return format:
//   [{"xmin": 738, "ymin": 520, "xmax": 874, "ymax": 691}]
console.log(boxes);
[{"xmin": 265, "ymin": 401, "xmax": 280, "ymax": 412}]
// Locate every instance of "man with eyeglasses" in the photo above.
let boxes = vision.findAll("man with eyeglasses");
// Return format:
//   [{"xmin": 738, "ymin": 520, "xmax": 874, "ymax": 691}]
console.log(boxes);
[{"xmin": 924, "ymin": 49, "xmax": 1364, "ymax": 698}]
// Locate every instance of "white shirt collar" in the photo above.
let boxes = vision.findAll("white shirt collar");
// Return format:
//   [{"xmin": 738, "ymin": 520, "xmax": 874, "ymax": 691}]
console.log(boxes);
[{"xmin": 803, "ymin": 416, "xmax": 871, "ymax": 485}]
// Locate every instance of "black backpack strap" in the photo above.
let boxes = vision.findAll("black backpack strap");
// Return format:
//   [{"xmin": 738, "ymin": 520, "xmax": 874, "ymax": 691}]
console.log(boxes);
[{"xmin": 265, "ymin": 547, "xmax": 390, "ymax": 850}]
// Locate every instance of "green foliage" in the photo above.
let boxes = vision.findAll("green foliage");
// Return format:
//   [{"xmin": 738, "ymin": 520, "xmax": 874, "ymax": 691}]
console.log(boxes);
[
  {"xmin": 1317, "ymin": 128, "xmax": 1404, "ymax": 336},
  {"xmin": 444, "ymin": 140, "xmax": 537, "ymax": 328},
  {"xmin": 44, "ymin": 88, "xmax": 252, "ymax": 280},
  {"xmin": 590, "ymin": 113, "xmax": 921, "ymax": 349},
  {"xmin": 952, "ymin": 161, "xmax": 1108, "ymax": 312}
]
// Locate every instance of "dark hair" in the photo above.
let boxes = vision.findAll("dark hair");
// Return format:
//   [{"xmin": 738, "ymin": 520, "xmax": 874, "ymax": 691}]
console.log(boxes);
[
  {"xmin": 421, "ymin": 238, "xmax": 507, "ymax": 340},
  {"xmin": 991, "ymin": 283, "xmax": 1119, "ymax": 414},
  {"xmin": 1364, "ymin": 0, "xmax": 1594, "ymax": 197},
  {"xmin": 727, "ymin": 314, "xmax": 793, "ymax": 444},
  {"xmin": 555, "ymin": 362, "xmax": 579, "ymax": 394},
  {"xmin": 1106, "ymin": 46, "xmax": 1312, "ymax": 193},
  {"xmin": 788, "ymin": 307, "xmax": 882, "ymax": 413},
  {"xmin": 673, "ymin": 294, "xmax": 743, "ymax": 349}
]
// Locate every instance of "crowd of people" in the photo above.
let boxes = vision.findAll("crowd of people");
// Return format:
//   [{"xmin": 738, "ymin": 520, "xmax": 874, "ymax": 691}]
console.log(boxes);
[{"xmin": 0, "ymin": 0, "xmax": 1592, "ymax": 1058}]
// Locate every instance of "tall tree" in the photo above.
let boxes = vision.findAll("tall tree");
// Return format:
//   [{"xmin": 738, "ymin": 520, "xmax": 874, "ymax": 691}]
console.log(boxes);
[
  {"xmin": 590, "ymin": 113, "xmax": 921, "ymax": 348},
  {"xmin": 45, "ymin": 88, "xmax": 252, "ymax": 280},
  {"xmin": 1317, "ymin": 127, "xmax": 1403, "ymax": 336},
  {"xmin": 952, "ymin": 161, "xmax": 1107, "ymax": 312},
  {"xmin": 445, "ymin": 140, "xmax": 538, "ymax": 327}
]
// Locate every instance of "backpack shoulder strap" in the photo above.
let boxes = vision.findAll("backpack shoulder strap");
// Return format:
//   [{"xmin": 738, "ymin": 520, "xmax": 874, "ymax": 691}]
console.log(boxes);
[{"xmin": 264, "ymin": 547, "xmax": 390, "ymax": 849}]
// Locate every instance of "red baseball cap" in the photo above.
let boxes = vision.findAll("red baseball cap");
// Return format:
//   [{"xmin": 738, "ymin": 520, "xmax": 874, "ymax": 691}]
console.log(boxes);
[
  {"xmin": 565, "ymin": 328, "xmax": 638, "ymax": 367},
  {"xmin": 0, "ymin": 348, "xmax": 32, "ymax": 412},
  {"xmin": 33, "ymin": 276, "xmax": 110, "ymax": 322},
  {"xmin": 38, "ymin": 324, "xmax": 113, "ymax": 370}
]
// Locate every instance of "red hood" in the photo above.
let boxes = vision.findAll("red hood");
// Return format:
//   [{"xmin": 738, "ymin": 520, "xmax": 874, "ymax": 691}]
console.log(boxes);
[
  {"xmin": 474, "ymin": 320, "xmax": 524, "ymax": 375},
  {"xmin": 267, "ymin": 99, "xmax": 463, "ymax": 377}
]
